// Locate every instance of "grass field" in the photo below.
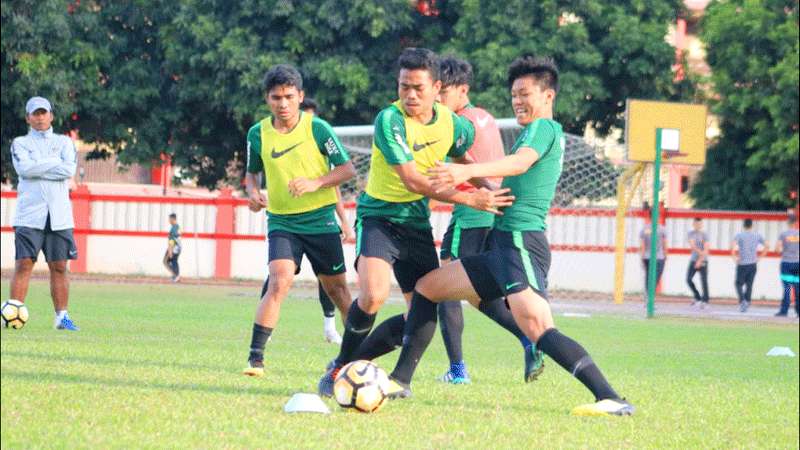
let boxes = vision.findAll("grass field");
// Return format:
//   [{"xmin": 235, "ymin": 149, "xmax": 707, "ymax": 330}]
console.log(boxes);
[{"xmin": 1, "ymin": 280, "xmax": 798, "ymax": 449}]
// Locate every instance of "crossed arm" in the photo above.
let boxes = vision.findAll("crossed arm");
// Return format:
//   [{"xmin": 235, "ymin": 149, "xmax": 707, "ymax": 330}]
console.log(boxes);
[{"xmin": 11, "ymin": 139, "xmax": 77, "ymax": 181}]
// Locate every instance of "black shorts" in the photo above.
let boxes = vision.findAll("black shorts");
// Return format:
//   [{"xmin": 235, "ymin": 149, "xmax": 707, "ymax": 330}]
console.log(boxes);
[
  {"xmin": 355, "ymin": 217, "xmax": 439, "ymax": 293},
  {"xmin": 14, "ymin": 217, "xmax": 78, "ymax": 263},
  {"xmin": 439, "ymin": 223, "xmax": 491, "ymax": 260},
  {"xmin": 461, "ymin": 229, "xmax": 550, "ymax": 301},
  {"xmin": 268, "ymin": 231, "xmax": 345, "ymax": 276}
]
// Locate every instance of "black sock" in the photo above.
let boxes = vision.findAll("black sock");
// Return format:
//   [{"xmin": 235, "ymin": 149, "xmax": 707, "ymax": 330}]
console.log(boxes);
[
  {"xmin": 536, "ymin": 328, "xmax": 619, "ymax": 401},
  {"xmin": 335, "ymin": 301, "xmax": 376, "ymax": 366},
  {"xmin": 260, "ymin": 277, "xmax": 269, "ymax": 299},
  {"xmin": 248, "ymin": 323, "xmax": 273, "ymax": 361},
  {"xmin": 318, "ymin": 282, "xmax": 336, "ymax": 318},
  {"xmin": 390, "ymin": 291, "xmax": 439, "ymax": 385},
  {"xmin": 438, "ymin": 301, "xmax": 464, "ymax": 364},
  {"xmin": 479, "ymin": 298, "xmax": 532, "ymax": 348},
  {"xmin": 354, "ymin": 314, "xmax": 405, "ymax": 361}
]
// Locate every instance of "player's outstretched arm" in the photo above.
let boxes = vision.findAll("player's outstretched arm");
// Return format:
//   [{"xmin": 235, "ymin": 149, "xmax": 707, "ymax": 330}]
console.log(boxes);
[
  {"xmin": 392, "ymin": 162, "xmax": 514, "ymax": 215},
  {"xmin": 429, "ymin": 147, "xmax": 539, "ymax": 192}
]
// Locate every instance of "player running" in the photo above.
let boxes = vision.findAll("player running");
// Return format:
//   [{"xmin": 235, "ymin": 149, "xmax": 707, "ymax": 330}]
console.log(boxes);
[
  {"xmin": 386, "ymin": 55, "xmax": 635, "ymax": 416},
  {"xmin": 255, "ymin": 97, "xmax": 352, "ymax": 345},
  {"xmin": 435, "ymin": 56, "xmax": 543, "ymax": 385},
  {"xmin": 242, "ymin": 65, "xmax": 356, "ymax": 377},
  {"xmin": 317, "ymin": 48, "xmax": 514, "ymax": 398}
]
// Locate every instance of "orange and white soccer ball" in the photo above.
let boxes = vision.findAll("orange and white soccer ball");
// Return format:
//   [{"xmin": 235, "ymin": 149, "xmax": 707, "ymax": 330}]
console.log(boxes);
[
  {"xmin": 1, "ymin": 299, "xmax": 29, "ymax": 329},
  {"xmin": 333, "ymin": 360, "xmax": 390, "ymax": 413}
]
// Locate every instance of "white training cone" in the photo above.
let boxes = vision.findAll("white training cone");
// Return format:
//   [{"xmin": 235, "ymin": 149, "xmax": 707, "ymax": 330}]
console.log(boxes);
[
  {"xmin": 284, "ymin": 393, "xmax": 331, "ymax": 414},
  {"xmin": 766, "ymin": 347, "xmax": 796, "ymax": 357}
]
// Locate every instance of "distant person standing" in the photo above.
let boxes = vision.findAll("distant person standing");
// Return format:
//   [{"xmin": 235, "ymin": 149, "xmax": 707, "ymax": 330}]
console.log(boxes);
[
  {"xmin": 732, "ymin": 218, "xmax": 765, "ymax": 312},
  {"xmin": 774, "ymin": 213, "xmax": 799, "ymax": 317},
  {"xmin": 163, "ymin": 213, "xmax": 181, "ymax": 282},
  {"xmin": 686, "ymin": 217, "xmax": 710, "ymax": 307},
  {"xmin": 9, "ymin": 96, "xmax": 79, "ymax": 330},
  {"xmin": 640, "ymin": 211, "xmax": 667, "ymax": 299}
]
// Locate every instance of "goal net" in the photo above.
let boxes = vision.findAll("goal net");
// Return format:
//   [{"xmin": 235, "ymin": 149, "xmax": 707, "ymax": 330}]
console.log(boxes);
[{"xmin": 334, "ymin": 119, "xmax": 654, "ymax": 302}]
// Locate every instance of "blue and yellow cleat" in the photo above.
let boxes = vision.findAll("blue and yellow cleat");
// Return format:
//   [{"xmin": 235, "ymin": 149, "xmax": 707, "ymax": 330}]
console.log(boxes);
[
  {"xmin": 524, "ymin": 344, "xmax": 544, "ymax": 382},
  {"xmin": 571, "ymin": 398, "xmax": 635, "ymax": 417},
  {"xmin": 439, "ymin": 362, "xmax": 471, "ymax": 384},
  {"xmin": 55, "ymin": 315, "xmax": 79, "ymax": 331}
]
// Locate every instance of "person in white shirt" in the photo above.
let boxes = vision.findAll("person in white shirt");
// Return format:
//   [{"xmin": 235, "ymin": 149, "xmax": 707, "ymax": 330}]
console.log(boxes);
[{"xmin": 9, "ymin": 96, "xmax": 79, "ymax": 331}]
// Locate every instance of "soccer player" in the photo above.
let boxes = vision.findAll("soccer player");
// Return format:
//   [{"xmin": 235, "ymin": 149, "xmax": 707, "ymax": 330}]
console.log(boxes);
[
  {"xmin": 686, "ymin": 217, "xmax": 710, "ymax": 307},
  {"xmin": 163, "ymin": 213, "xmax": 181, "ymax": 283},
  {"xmin": 387, "ymin": 55, "xmax": 635, "ymax": 416},
  {"xmin": 317, "ymin": 48, "xmax": 514, "ymax": 397},
  {"xmin": 255, "ymin": 97, "xmax": 352, "ymax": 344},
  {"xmin": 242, "ymin": 65, "xmax": 356, "ymax": 377},
  {"xmin": 435, "ymin": 56, "xmax": 542, "ymax": 384},
  {"xmin": 775, "ymin": 212, "xmax": 799, "ymax": 317},
  {"xmin": 732, "ymin": 218, "xmax": 765, "ymax": 312}
]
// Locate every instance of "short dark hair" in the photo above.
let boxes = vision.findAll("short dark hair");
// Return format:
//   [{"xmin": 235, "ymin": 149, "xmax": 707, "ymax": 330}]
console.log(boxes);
[
  {"xmin": 300, "ymin": 97, "xmax": 318, "ymax": 113},
  {"xmin": 438, "ymin": 56, "xmax": 472, "ymax": 87},
  {"xmin": 169, "ymin": 213, "xmax": 177, "ymax": 219},
  {"xmin": 744, "ymin": 218, "xmax": 753, "ymax": 228},
  {"xmin": 507, "ymin": 55, "xmax": 559, "ymax": 93},
  {"xmin": 398, "ymin": 47, "xmax": 439, "ymax": 81},
  {"xmin": 262, "ymin": 64, "xmax": 303, "ymax": 93},
  {"xmin": 694, "ymin": 217, "xmax": 702, "ymax": 222}
]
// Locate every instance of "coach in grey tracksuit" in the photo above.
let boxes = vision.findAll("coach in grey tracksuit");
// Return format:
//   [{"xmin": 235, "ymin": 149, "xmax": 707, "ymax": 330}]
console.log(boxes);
[
  {"xmin": 9, "ymin": 96, "xmax": 80, "ymax": 330},
  {"xmin": 732, "ymin": 218, "xmax": 765, "ymax": 312}
]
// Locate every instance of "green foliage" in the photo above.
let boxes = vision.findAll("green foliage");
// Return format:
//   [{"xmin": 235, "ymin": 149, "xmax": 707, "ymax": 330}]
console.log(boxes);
[
  {"xmin": 691, "ymin": 0, "xmax": 799, "ymax": 209},
  {"xmin": 439, "ymin": 0, "xmax": 683, "ymax": 135},
  {"xmin": 2, "ymin": 0, "xmax": 685, "ymax": 189}
]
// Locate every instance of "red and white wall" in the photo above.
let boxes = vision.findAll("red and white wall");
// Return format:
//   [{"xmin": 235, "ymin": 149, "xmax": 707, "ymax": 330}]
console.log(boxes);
[{"xmin": 1, "ymin": 187, "xmax": 791, "ymax": 301}]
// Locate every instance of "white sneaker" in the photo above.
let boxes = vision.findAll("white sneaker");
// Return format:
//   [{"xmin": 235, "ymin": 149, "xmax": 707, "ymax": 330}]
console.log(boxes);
[{"xmin": 324, "ymin": 328, "xmax": 342, "ymax": 344}]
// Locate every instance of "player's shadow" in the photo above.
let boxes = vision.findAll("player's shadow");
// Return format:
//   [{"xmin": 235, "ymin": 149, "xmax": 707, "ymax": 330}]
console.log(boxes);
[
  {"xmin": 2, "ymin": 368, "xmax": 289, "ymax": 398},
  {"xmin": 1, "ymin": 349, "xmax": 226, "ymax": 373}
]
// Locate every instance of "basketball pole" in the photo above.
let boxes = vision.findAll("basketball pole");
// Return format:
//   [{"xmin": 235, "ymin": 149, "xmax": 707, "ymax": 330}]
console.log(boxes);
[{"xmin": 647, "ymin": 130, "xmax": 664, "ymax": 318}]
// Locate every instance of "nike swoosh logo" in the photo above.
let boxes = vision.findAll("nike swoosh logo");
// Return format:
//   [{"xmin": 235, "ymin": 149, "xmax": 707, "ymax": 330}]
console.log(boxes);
[
  {"xmin": 412, "ymin": 139, "xmax": 439, "ymax": 152},
  {"xmin": 476, "ymin": 116, "xmax": 490, "ymax": 127},
  {"xmin": 271, "ymin": 142, "xmax": 302, "ymax": 158},
  {"xmin": 332, "ymin": 263, "xmax": 344, "ymax": 271},
  {"xmin": 505, "ymin": 282, "xmax": 522, "ymax": 291},
  {"xmin": 355, "ymin": 364, "xmax": 371, "ymax": 377}
]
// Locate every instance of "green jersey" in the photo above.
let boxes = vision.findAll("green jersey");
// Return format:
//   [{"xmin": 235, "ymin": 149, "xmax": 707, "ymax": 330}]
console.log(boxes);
[
  {"xmin": 168, "ymin": 224, "xmax": 180, "ymax": 243},
  {"xmin": 494, "ymin": 118, "xmax": 564, "ymax": 232},
  {"xmin": 357, "ymin": 102, "xmax": 474, "ymax": 229},
  {"xmin": 246, "ymin": 113, "xmax": 350, "ymax": 235}
]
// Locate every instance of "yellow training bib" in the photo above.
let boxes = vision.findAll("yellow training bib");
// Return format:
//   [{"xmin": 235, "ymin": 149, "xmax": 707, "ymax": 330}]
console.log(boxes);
[
  {"xmin": 260, "ymin": 112, "xmax": 337, "ymax": 214},
  {"xmin": 366, "ymin": 101, "xmax": 455, "ymax": 203}
]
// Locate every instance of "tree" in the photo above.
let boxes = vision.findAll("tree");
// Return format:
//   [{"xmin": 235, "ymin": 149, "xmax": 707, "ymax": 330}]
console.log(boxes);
[
  {"xmin": 691, "ymin": 0, "xmax": 799, "ymax": 209},
  {"xmin": 1, "ymin": 0, "xmax": 97, "ymax": 183},
  {"xmin": 436, "ymin": 0, "xmax": 685, "ymax": 136},
  {"xmin": 1, "ymin": 0, "xmax": 175, "ymax": 184},
  {"xmin": 158, "ymin": 0, "xmax": 416, "ymax": 187}
]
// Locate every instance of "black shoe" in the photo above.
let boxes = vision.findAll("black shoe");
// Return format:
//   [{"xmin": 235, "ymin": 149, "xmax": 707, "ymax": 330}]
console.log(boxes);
[{"xmin": 775, "ymin": 312, "xmax": 788, "ymax": 317}]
